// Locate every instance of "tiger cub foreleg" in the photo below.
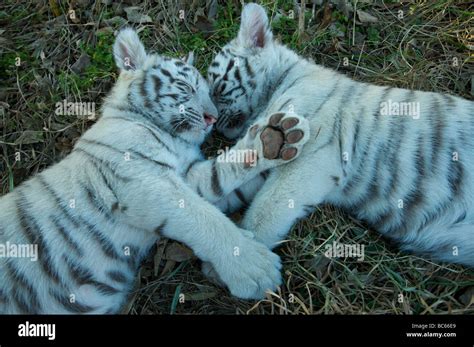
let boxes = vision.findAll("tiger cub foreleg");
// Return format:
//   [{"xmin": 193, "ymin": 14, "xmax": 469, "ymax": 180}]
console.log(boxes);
[
  {"xmin": 241, "ymin": 142, "xmax": 342, "ymax": 249},
  {"xmin": 120, "ymin": 173, "xmax": 282, "ymax": 300},
  {"xmin": 186, "ymin": 112, "xmax": 310, "ymax": 208}
]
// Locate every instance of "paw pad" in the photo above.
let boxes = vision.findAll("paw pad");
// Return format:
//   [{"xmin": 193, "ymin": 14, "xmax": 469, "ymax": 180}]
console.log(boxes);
[{"xmin": 259, "ymin": 113, "xmax": 307, "ymax": 161}]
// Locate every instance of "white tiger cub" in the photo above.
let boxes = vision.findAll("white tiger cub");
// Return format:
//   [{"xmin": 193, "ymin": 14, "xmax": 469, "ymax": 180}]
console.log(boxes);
[
  {"xmin": 0, "ymin": 28, "xmax": 311, "ymax": 313},
  {"xmin": 207, "ymin": 3, "xmax": 474, "ymax": 267}
]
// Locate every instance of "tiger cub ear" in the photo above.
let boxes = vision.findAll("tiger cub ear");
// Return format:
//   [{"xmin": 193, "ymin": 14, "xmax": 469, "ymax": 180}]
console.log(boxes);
[
  {"xmin": 182, "ymin": 51, "xmax": 195, "ymax": 66},
  {"xmin": 113, "ymin": 28, "xmax": 147, "ymax": 71},
  {"xmin": 238, "ymin": 3, "xmax": 273, "ymax": 49}
]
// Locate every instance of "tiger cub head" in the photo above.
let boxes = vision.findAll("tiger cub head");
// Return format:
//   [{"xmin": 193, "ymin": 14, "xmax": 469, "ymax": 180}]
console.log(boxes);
[
  {"xmin": 108, "ymin": 28, "xmax": 218, "ymax": 144},
  {"xmin": 207, "ymin": 3, "xmax": 277, "ymax": 139}
]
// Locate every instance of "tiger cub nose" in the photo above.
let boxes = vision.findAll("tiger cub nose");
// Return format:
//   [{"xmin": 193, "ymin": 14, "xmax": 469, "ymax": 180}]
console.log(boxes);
[{"xmin": 204, "ymin": 113, "xmax": 217, "ymax": 125}]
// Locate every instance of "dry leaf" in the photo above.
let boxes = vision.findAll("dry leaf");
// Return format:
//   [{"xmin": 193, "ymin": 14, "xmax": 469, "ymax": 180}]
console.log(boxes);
[
  {"xmin": 124, "ymin": 7, "xmax": 152, "ymax": 24},
  {"xmin": 160, "ymin": 259, "xmax": 176, "ymax": 276},
  {"xmin": 71, "ymin": 53, "xmax": 90, "ymax": 74},
  {"xmin": 165, "ymin": 242, "xmax": 194, "ymax": 262},
  {"xmin": 357, "ymin": 10, "xmax": 378, "ymax": 23}
]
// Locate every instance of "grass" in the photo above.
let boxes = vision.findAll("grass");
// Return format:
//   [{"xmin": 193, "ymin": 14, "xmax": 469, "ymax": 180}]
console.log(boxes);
[{"xmin": 1, "ymin": 0, "xmax": 473, "ymax": 315}]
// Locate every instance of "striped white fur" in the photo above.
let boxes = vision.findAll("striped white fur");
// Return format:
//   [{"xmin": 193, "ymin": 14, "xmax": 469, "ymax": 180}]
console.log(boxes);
[
  {"xmin": 207, "ymin": 4, "xmax": 474, "ymax": 267},
  {"xmin": 0, "ymin": 28, "xmax": 311, "ymax": 313}
]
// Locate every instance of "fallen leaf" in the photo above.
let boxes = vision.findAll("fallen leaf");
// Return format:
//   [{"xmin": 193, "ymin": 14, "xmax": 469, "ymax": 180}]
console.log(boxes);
[
  {"xmin": 71, "ymin": 53, "xmax": 90, "ymax": 74},
  {"xmin": 192, "ymin": 16, "xmax": 214, "ymax": 36},
  {"xmin": 207, "ymin": 0, "xmax": 218, "ymax": 21},
  {"xmin": 124, "ymin": 6, "xmax": 152, "ymax": 24},
  {"xmin": 357, "ymin": 10, "xmax": 378, "ymax": 23},
  {"xmin": 160, "ymin": 259, "xmax": 176, "ymax": 276},
  {"xmin": 165, "ymin": 242, "xmax": 194, "ymax": 262}
]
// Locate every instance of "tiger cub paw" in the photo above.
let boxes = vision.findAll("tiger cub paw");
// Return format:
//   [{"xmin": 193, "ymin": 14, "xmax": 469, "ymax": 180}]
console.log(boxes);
[{"xmin": 242, "ymin": 112, "xmax": 310, "ymax": 168}]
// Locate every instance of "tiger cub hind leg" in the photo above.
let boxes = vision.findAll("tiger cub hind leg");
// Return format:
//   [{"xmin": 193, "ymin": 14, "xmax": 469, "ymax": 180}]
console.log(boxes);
[{"xmin": 401, "ymin": 222, "xmax": 474, "ymax": 268}]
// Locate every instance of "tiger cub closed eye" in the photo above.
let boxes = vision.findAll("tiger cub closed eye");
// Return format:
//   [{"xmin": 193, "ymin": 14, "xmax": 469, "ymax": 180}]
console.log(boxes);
[
  {"xmin": 0, "ymin": 28, "xmax": 310, "ymax": 313},
  {"xmin": 207, "ymin": 3, "xmax": 474, "ymax": 267}
]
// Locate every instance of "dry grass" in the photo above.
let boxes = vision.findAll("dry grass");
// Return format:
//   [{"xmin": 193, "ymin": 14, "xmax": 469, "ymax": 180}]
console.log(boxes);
[{"xmin": 1, "ymin": 0, "xmax": 473, "ymax": 315}]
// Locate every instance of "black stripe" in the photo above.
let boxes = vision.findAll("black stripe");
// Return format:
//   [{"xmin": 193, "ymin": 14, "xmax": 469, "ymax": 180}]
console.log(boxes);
[
  {"xmin": 16, "ymin": 190, "xmax": 62, "ymax": 284},
  {"xmin": 342, "ymin": 89, "xmax": 386, "ymax": 196},
  {"xmin": 312, "ymin": 78, "xmax": 341, "ymax": 116},
  {"xmin": 223, "ymin": 59, "xmax": 235, "ymax": 81},
  {"xmin": 447, "ymin": 148, "xmax": 464, "ymax": 197},
  {"xmin": 81, "ymin": 218, "xmax": 123, "ymax": 261},
  {"xmin": 50, "ymin": 216, "xmax": 84, "ymax": 257},
  {"xmin": 107, "ymin": 270, "xmax": 130, "ymax": 284},
  {"xmin": 49, "ymin": 287, "xmax": 95, "ymax": 313},
  {"xmin": 78, "ymin": 139, "xmax": 174, "ymax": 169},
  {"xmin": 260, "ymin": 170, "xmax": 270, "ymax": 180},
  {"xmin": 234, "ymin": 68, "xmax": 242, "ymax": 83},
  {"xmin": 185, "ymin": 159, "xmax": 201, "ymax": 176},
  {"xmin": 282, "ymin": 76, "xmax": 305, "ymax": 93},
  {"xmin": 107, "ymin": 102, "xmax": 157, "ymax": 124},
  {"xmin": 83, "ymin": 184, "xmax": 113, "ymax": 220},
  {"xmin": 431, "ymin": 95, "xmax": 448, "ymax": 173},
  {"xmin": 139, "ymin": 72, "xmax": 153, "ymax": 109},
  {"xmin": 265, "ymin": 62, "xmax": 298, "ymax": 106},
  {"xmin": 5, "ymin": 260, "xmax": 42, "ymax": 313},
  {"xmin": 352, "ymin": 117, "xmax": 361, "ymax": 157},
  {"xmin": 85, "ymin": 155, "xmax": 120, "ymax": 207},
  {"xmin": 385, "ymin": 90, "xmax": 411, "ymax": 196},
  {"xmin": 221, "ymin": 85, "xmax": 245, "ymax": 97},
  {"xmin": 234, "ymin": 189, "xmax": 249, "ymax": 206},
  {"xmin": 278, "ymin": 98, "xmax": 293, "ymax": 112},
  {"xmin": 73, "ymin": 148, "xmax": 132, "ymax": 182},
  {"xmin": 160, "ymin": 68, "xmax": 174, "ymax": 82},
  {"xmin": 154, "ymin": 219, "xmax": 167, "ymax": 235},
  {"xmin": 36, "ymin": 175, "xmax": 81, "ymax": 228},
  {"xmin": 211, "ymin": 161, "xmax": 223, "ymax": 196},
  {"xmin": 63, "ymin": 255, "xmax": 120, "ymax": 296},
  {"xmin": 244, "ymin": 58, "xmax": 255, "ymax": 78},
  {"xmin": 101, "ymin": 116, "xmax": 174, "ymax": 154},
  {"xmin": 402, "ymin": 137, "xmax": 426, "ymax": 223},
  {"xmin": 124, "ymin": 245, "xmax": 141, "ymax": 272}
]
